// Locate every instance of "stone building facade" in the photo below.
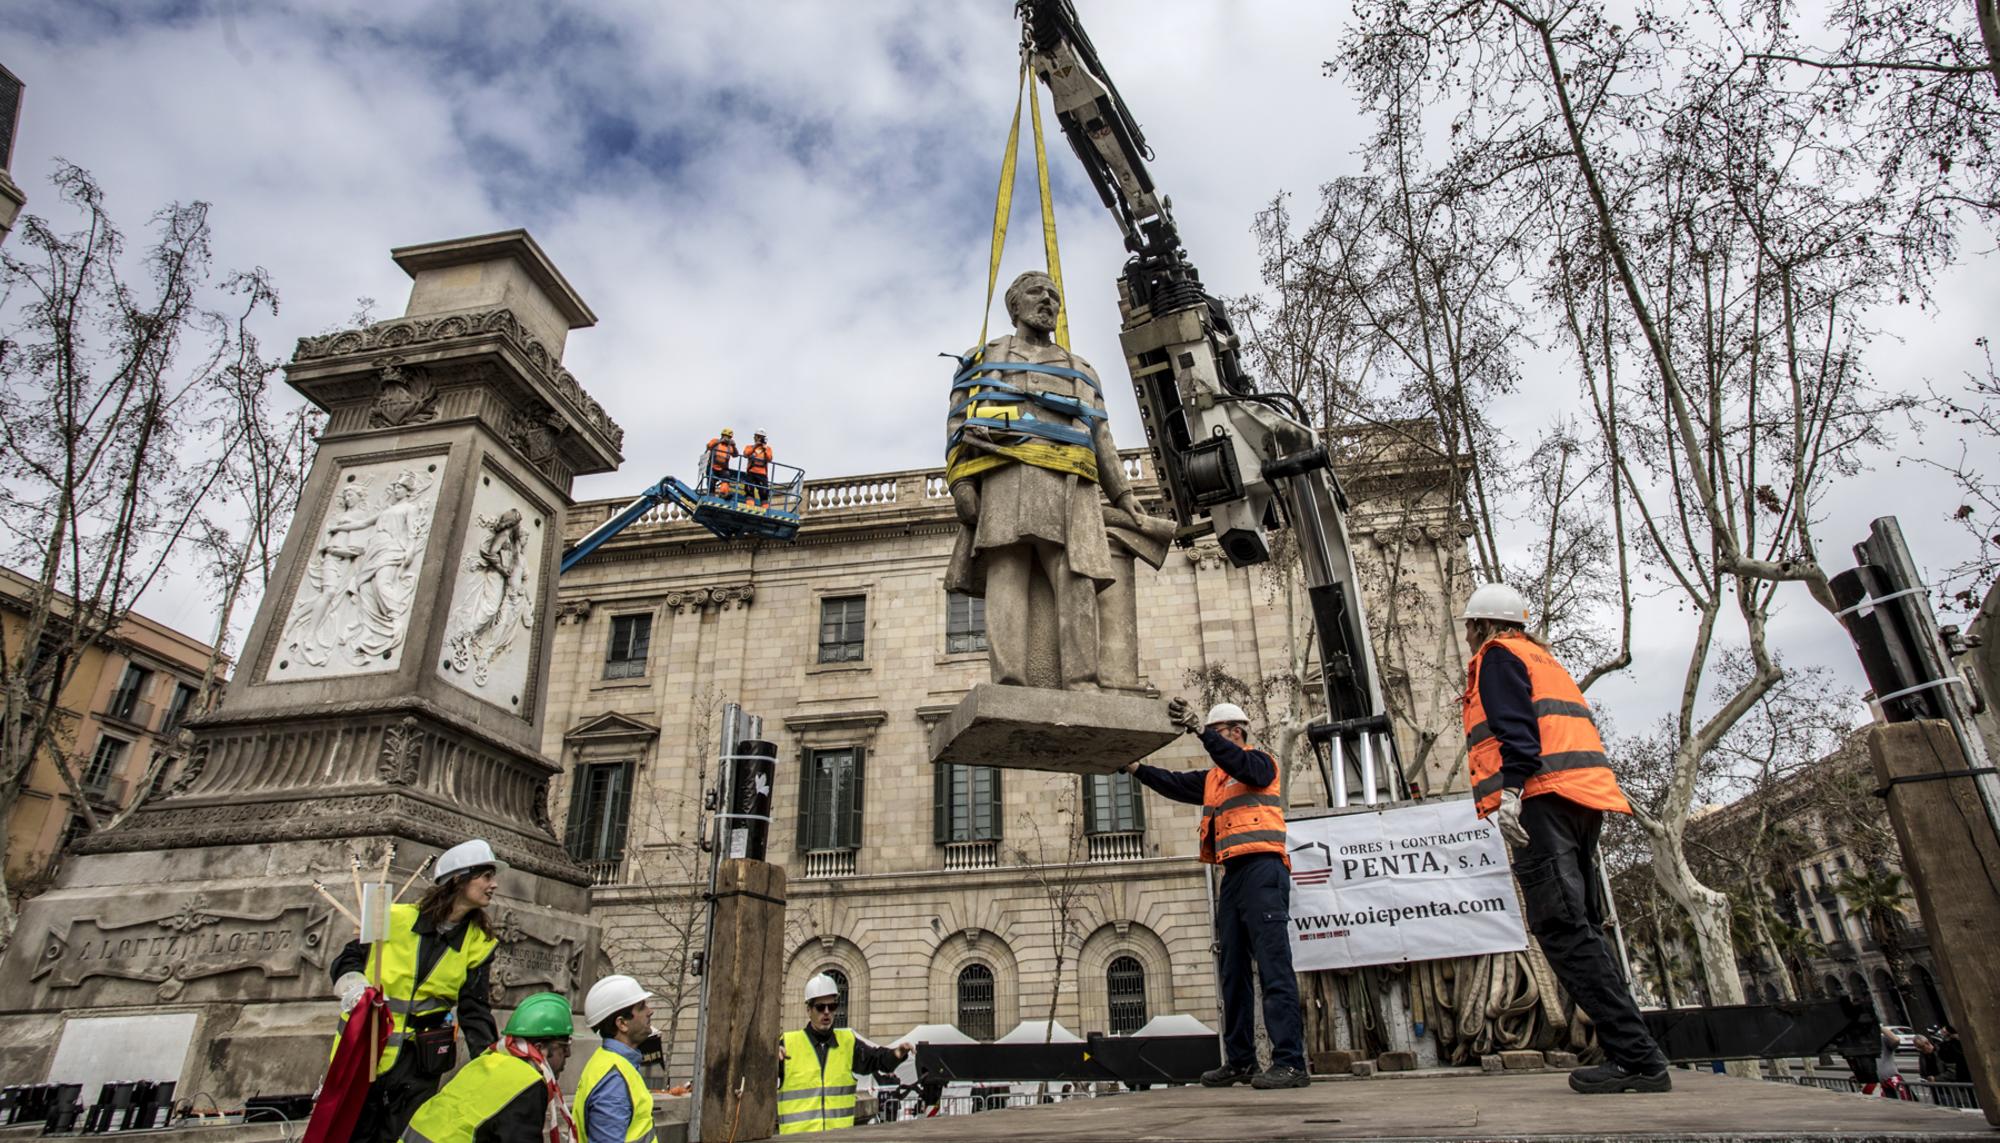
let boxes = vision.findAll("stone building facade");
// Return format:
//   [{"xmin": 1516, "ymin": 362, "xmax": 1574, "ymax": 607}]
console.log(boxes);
[{"xmin": 544, "ymin": 436, "xmax": 1472, "ymax": 1074}]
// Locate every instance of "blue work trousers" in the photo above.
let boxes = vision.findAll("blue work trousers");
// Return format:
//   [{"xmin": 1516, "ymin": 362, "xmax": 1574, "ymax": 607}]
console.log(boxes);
[{"xmin": 1215, "ymin": 853, "xmax": 1306, "ymax": 1070}]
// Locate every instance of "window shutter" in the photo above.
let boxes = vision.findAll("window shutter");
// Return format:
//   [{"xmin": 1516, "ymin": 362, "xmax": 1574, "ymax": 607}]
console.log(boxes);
[
  {"xmin": 796, "ymin": 751, "xmax": 815, "ymax": 855},
  {"xmin": 608, "ymin": 762, "xmax": 635, "ymax": 860},
  {"xmin": 986, "ymin": 766, "xmax": 1003, "ymax": 842},
  {"xmin": 934, "ymin": 762, "xmax": 950, "ymax": 845},
  {"xmin": 564, "ymin": 767, "xmax": 589, "ymax": 858},
  {"xmin": 845, "ymin": 748, "xmax": 866, "ymax": 851},
  {"xmin": 1129, "ymin": 772, "xmax": 1145, "ymax": 833},
  {"xmin": 1082, "ymin": 776, "xmax": 1099, "ymax": 835}
]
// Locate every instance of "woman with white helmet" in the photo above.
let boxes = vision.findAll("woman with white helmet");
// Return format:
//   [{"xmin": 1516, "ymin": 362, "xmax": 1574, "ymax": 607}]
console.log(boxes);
[
  {"xmin": 1458, "ymin": 584, "xmax": 1669, "ymax": 1094},
  {"xmin": 329, "ymin": 838, "xmax": 506, "ymax": 1141}
]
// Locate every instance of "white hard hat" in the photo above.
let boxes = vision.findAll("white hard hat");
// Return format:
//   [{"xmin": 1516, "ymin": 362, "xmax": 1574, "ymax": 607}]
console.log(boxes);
[
  {"xmin": 434, "ymin": 839, "xmax": 509, "ymax": 882},
  {"xmin": 1458, "ymin": 583, "xmax": 1531, "ymax": 625},
  {"xmin": 1203, "ymin": 703, "xmax": 1250, "ymax": 727},
  {"xmin": 584, "ymin": 974, "xmax": 655, "ymax": 1028},
  {"xmin": 756, "ymin": 428, "xmax": 768, "ymax": 436},
  {"xmin": 804, "ymin": 973, "xmax": 841, "ymax": 1005}
]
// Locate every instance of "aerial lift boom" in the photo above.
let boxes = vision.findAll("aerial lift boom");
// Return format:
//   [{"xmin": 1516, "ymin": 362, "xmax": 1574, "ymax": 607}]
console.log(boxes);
[
  {"xmin": 1020, "ymin": 0, "xmax": 1399, "ymax": 800},
  {"xmin": 559, "ymin": 452, "xmax": 806, "ymax": 574}
]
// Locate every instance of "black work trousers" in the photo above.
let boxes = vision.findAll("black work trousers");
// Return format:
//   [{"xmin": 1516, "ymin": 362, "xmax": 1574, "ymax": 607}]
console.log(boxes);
[
  {"xmin": 1215, "ymin": 853, "xmax": 1306, "ymax": 1070},
  {"xmin": 1515, "ymin": 793, "xmax": 1666, "ymax": 1073},
  {"xmin": 350, "ymin": 1048, "xmax": 441, "ymax": 1143}
]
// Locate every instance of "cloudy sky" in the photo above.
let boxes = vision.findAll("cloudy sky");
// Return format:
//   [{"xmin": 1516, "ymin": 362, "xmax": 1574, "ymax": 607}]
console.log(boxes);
[{"xmin": 6, "ymin": 1, "xmax": 1994, "ymax": 739}]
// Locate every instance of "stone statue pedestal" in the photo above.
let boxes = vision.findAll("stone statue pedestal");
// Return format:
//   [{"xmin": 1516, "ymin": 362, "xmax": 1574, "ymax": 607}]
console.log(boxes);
[
  {"xmin": 0, "ymin": 231, "xmax": 623, "ymax": 1102},
  {"xmin": 926, "ymin": 683, "xmax": 1180, "ymax": 775}
]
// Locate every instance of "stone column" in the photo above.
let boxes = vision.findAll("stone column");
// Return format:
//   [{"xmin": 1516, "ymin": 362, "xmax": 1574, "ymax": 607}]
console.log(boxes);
[{"xmin": 0, "ymin": 230, "xmax": 624, "ymax": 1101}]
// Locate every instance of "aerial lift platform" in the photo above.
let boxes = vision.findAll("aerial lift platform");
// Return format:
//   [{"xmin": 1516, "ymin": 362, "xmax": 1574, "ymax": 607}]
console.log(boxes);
[{"xmin": 559, "ymin": 446, "xmax": 805, "ymax": 573}]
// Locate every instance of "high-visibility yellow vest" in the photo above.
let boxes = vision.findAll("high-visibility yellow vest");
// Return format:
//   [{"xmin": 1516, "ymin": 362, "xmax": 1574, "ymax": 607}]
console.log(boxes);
[
  {"xmin": 333, "ymin": 903, "xmax": 498, "ymax": 1076},
  {"xmin": 777, "ymin": 1029, "xmax": 857, "ymax": 1134},
  {"xmin": 400, "ymin": 1050, "xmax": 542, "ymax": 1143},
  {"xmin": 572, "ymin": 1045, "xmax": 655, "ymax": 1143}
]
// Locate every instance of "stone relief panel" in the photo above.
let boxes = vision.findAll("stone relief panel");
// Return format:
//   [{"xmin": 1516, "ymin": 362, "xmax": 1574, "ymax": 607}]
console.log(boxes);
[
  {"xmin": 438, "ymin": 464, "xmax": 547, "ymax": 710},
  {"xmin": 269, "ymin": 457, "xmax": 446, "ymax": 682},
  {"xmin": 30, "ymin": 893, "xmax": 333, "ymax": 1002}
]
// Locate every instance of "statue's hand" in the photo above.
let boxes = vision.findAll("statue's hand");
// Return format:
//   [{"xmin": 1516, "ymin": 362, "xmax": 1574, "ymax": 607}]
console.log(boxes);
[
  {"xmin": 959, "ymin": 425, "xmax": 1003, "ymax": 455},
  {"xmin": 1114, "ymin": 491, "xmax": 1142, "ymax": 518},
  {"xmin": 952, "ymin": 483, "xmax": 979, "ymax": 525}
]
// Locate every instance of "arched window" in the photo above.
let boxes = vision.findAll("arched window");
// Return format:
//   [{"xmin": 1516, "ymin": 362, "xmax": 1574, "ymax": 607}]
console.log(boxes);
[
  {"xmin": 820, "ymin": 967, "xmax": 850, "ymax": 1029},
  {"xmin": 957, "ymin": 963, "xmax": 995, "ymax": 1041},
  {"xmin": 1107, "ymin": 956, "xmax": 1148, "ymax": 1034}
]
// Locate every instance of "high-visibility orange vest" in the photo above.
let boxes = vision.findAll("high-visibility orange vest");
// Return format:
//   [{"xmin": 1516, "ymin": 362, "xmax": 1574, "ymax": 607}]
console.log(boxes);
[
  {"xmin": 1198, "ymin": 754, "xmax": 1289, "ymax": 866},
  {"xmin": 707, "ymin": 438, "xmax": 738, "ymax": 472},
  {"xmin": 1462, "ymin": 632, "xmax": 1630, "ymax": 818},
  {"xmin": 745, "ymin": 442, "xmax": 772, "ymax": 476}
]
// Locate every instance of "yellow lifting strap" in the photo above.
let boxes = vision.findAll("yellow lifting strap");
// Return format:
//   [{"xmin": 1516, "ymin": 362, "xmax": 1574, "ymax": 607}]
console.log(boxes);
[{"xmin": 975, "ymin": 57, "xmax": 1070, "ymax": 357}]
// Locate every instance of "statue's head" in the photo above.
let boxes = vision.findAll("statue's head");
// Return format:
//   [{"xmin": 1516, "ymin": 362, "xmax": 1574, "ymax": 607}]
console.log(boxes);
[
  {"xmin": 386, "ymin": 471, "xmax": 418, "ymax": 501},
  {"xmin": 1004, "ymin": 271, "xmax": 1061, "ymax": 335}
]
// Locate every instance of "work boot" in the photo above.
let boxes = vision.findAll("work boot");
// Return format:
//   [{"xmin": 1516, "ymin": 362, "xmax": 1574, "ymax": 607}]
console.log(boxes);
[
  {"xmin": 1568, "ymin": 1061, "xmax": 1672, "ymax": 1094},
  {"xmin": 1200, "ymin": 1063, "xmax": 1255, "ymax": 1087},
  {"xmin": 1251, "ymin": 1065, "xmax": 1312, "ymax": 1089}
]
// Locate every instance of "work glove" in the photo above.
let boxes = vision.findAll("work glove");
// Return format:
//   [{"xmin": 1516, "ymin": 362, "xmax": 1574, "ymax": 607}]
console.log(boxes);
[
  {"xmin": 1493, "ymin": 789, "xmax": 1529, "ymax": 849},
  {"xmin": 336, "ymin": 971, "xmax": 370, "ymax": 1014},
  {"xmin": 1166, "ymin": 697, "xmax": 1201, "ymax": 735}
]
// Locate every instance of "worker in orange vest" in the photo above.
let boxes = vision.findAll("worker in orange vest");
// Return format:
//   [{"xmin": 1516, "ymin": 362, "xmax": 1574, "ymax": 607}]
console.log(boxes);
[
  {"xmin": 744, "ymin": 429, "xmax": 774, "ymax": 507},
  {"xmin": 1122, "ymin": 700, "xmax": 1308, "ymax": 1090},
  {"xmin": 705, "ymin": 428, "xmax": 739, "ymax": 498},
  {"xmin": 1460, "ymin": 583, "xmax": 1670, "ymax": 1094}
]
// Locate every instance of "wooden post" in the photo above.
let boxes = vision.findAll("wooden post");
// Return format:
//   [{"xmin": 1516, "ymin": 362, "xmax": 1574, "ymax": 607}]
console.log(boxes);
[
  {"xmin": 1867, "ymin": 720, "xmax": 2000, "ymax": 1126},
  {"xmin": 698, "ymin": 859, "xmax": 787, "ymax": 1142}
]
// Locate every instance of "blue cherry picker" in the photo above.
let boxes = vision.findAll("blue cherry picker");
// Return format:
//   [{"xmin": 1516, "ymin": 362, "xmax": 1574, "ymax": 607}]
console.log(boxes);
[{"xmin": 558, "ymin": 441, "xmax": 806, "ymax": 573}]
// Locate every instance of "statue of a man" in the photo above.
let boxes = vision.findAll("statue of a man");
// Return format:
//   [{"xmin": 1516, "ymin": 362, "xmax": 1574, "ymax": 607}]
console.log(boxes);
[{"xmin": 945, "ymin": 271, "xmax": 1164, "ymax": 691}]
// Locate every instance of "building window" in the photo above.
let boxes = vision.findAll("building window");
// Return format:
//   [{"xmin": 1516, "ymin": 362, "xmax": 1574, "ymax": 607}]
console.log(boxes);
[
  {"xmin": 604, "ymin": 614, "xmax": 652, "ymax": 679},
  {"xmin": 565, "ymin": 761, "xmax": 635, "ymax": 863},
  {"xmin": 817, "ymin": 596, "xmax": 866, "ymax": 663},
  {"xmin": 107, "ymin": 664, "xmax": 153, "ymax": 725},
  {"xmin": 1083, "ymin": 773, "xmax": 1145, "ymax": 835},
  {"xmin": 820, "ymin": 967, "xmax": 851, "ymax": 1029},
  {"xmin": 934, "ymin": 764, "xmax": 1002, "ymax": 843},
  {"xmin": 82, "ymin": 735, "xmax": 129, "ymax": 793},
  {"xmin": 1107, "ymin": 956, "xmax": 1148, "ymax": 1034},
  {"xmin": 946, "ymin": 592, "xmax": 987, "ymax": 654},
  {"xmin": 957, "ymin": 963, "xmax": 996, "ymax": 1041},
  {"xmin": 797, "ymin": 747, "xmax": 864, "ymax": 852},
  {"xmin": 160, "ymin": 683, "xmax": 199, "ymax": 738}
]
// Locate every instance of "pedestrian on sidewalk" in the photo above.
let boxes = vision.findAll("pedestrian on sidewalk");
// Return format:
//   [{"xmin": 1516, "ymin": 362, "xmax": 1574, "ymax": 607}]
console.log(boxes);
[
  {"xmin": 1458, "ymin": 584, "xmax": 1672, "ymax": 1094},
  {"xmin": 1122, "ymin": 700, "xmax": 1310, "ymax": 1090}
]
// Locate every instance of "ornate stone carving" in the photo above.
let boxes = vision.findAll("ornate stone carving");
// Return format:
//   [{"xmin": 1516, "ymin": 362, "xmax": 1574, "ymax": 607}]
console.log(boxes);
[
  {"xmin": 555, "ymin": 598, "xmax": 593, "ymax": 625},
  {"xmin": 293, "ymin": 306, "xmax": 625, "ymax": 451},
  {"xmin": 663, "ymin": 584, "xmax": 754, "ymax": 614},
  {"xmin": 30, "ymin": 896, "xmax": 331, "ymax": 991},
  {"xmin": 443, "ymin": 510, "xmax": 533, "ymax": 687},
  {"xmin": 531, "ymin": 778, "xmax": 553, "ymax": 833},
  {"xmin": 168, "ymin": 738, "xmax": 211, "ymax": 796},
  {"xmin": 366, "ymin": 357, "xmax": 438, "ymax": 428},
  {"xmin": 505, "ymin": 402, "xmax": 566, "ymax": 475},
  {"xmin": 273, "ymin": 464, "xmax": 442, "ymax": 680},
  {"xmin": 378, "ymin": 716, "xmax": 423, "ymax": 785}
]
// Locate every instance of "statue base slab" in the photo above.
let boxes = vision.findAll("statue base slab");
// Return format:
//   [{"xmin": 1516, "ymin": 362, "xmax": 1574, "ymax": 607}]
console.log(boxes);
[{"xmin": 926, "ymin": 683, "xmax": 1179, "ymax": 774}]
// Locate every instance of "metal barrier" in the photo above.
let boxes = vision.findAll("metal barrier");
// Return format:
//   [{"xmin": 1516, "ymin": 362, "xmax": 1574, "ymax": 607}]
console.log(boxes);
[{"xmin": 1764, "ymin": 1074, "xmax": 1981, "ymax": 1111}]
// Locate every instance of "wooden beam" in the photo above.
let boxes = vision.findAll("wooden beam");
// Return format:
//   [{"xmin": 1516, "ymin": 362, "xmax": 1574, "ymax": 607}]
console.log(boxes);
[
  {"xmin": 1867, "ymin": 720, "xmax": 2000, "ymax": 1126},
  {"xmin": 698, "ymin": 858, "xmax": 787, "ymax": 1142}
]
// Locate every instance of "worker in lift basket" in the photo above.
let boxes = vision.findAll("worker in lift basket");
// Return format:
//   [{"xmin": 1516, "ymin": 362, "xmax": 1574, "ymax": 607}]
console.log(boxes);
[
  {"xmin": 1460, "ymin": 583, "xmax": 1671, "ymax": 1093},
  {"xmin": 706, "ymin": 428, "xmax": 739, "ymax": 498},
  {"xmin": 1121, "ymin": 701, "xmax": 1310, "ymax": 1090},
  {"xmin": 744, "ymin": 429, "xmax": 774, "ymax": 508},
  {"xmin": 776, "ymin": 974, "xmax": 909, "ymax": 1132}
]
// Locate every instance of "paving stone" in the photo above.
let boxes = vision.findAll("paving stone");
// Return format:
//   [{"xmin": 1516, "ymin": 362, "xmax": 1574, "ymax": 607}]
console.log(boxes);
[
  {"xmin": 1311, "ymin": 1050, "xmax": 1362, "ymax": 1074},
  {"xmin": 1376, "ymin": 1050, "xmax": 1417, "ymax": 1072},
  {"xmin": 1545, "ymin": 1050, "xmax": 1579, "ymax": 1068},
  {"xmin": 1500, "ymin": 1049, "xmax": 1546, "ymax": 1070},
  {"xmin": 1349, "ymin": 1060, "xmax": 1377, "ymax": 1077},
  {"xmin": 1481, "ymin": 1054, "xmax": 1506, "ymax": 1073}
]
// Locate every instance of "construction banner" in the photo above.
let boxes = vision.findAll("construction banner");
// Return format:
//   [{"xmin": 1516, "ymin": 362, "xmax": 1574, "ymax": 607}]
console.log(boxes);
[{"xmin": 1284, "ymin": 800, "xmax": 1528, "ymax": 971}]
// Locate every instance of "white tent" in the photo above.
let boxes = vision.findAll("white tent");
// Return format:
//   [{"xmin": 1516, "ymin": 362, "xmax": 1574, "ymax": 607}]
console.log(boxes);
[
  {"xmin": 996, "ymin": 1019, "xmax": 1083, "ymax": 1044},
  {"xmin": 1132, "ymin": 1014, "xmax": 1216, "ymax": 1037},
  {"xmin": 888, "ymin": 1022, "xmax": 978, "ymax": 1085}
]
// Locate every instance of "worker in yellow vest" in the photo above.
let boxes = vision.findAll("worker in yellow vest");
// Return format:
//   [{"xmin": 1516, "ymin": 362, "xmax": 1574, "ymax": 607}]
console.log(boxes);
[
  {"xmin": 401, "ymin": 991, "xmax": 576, "ymax": 1142},
  {"xmin": 1459, "ymin": 583, "xmax": 1670, "ymax": 1094},
  {"xmin": 331, "ymin": 839, "xmax": 505, "ymax": 1142},
  {"xmin": 573, "ymin": 974, "xmax": 657, "ymax": 1143},
  {"xmin": 1123, "ymin": 701, "xmax": 1309, "ymax": 1090},
  {"xmin": 776, "ymin": 974, "xmax": 907, "ymax": 1133}
]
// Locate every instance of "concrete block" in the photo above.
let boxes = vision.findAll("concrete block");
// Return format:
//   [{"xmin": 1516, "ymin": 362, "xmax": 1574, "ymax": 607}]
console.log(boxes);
[
  {"xmin": 1350, "ymin": 1060, "xmax": 1377, "ymax": 1078},
  {"xmin": 1310, "ymin": 1049, "xmax": 1361, "ymax": 1075},
  {"xmin": 1499, "ymin": 1050, "xmax": 1545, "ymax": 1070},
  {"xmin": 926, "ymin": 683, "xmax": 1180, "ymax": 774},
  {"xmin": 1480, "ymin": 1054, "xmax": 1505, "ymax": 1073},
  {"xmin": 1376, "ymin": 1050, "xmax": 1416, "ymax": 1073},
  {"xmin": 1545, "ymin": 1050, "xmax": 1579, "ymax": 1068}
]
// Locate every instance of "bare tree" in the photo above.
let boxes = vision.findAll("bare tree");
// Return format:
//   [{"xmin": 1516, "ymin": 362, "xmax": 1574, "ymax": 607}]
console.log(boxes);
[
  {"xmin": 1006, "ymin": 779, "xmax": 1099, "ymax": 1066},
  {"xmin": 0, "ymin": 163, "xmax": 280, "ymax": 946}
]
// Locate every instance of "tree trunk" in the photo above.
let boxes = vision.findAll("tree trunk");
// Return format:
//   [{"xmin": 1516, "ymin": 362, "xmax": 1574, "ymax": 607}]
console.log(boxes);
[{"xmin": 1646, "ymin": 826, "xmax": 1753, "ymax": 1074}]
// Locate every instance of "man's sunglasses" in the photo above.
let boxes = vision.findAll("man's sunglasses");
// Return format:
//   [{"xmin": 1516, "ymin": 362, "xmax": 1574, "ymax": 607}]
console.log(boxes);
[{"xmin": 811, "ymin": 1002, "xmax": 840, "ymax": 1013}]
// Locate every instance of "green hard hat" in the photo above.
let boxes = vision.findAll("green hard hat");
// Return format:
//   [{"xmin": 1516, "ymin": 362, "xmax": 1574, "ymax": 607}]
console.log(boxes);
[{"xmin": 503, "ymin": 992, "xmax": 575, "ymax": 1038}]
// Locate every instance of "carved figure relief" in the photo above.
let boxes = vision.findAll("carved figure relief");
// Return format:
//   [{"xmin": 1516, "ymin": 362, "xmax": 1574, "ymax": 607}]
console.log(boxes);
[
  {"xmin": 366, "ymin": 358, "xmax": 439, "ymax": 428},
  {"xmin": 271, "ymin": 461, "xmax": 443, "ymax": 682},
  {"xmin": 437, "ymin": 466, "xmax": 546, "ymax": 708},
  {"xmin": 505, "ymin": 402, "xmax": 566, "ymax": 474},
  {"xmin": 444, "ymin": 509, "xmax": 534, "ymax": 686}
]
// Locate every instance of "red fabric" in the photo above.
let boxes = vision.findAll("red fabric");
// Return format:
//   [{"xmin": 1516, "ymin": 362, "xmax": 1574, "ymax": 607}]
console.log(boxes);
[{"xmin": 302, "ymin": 987, "xmax": 390, "ymax": 1143}]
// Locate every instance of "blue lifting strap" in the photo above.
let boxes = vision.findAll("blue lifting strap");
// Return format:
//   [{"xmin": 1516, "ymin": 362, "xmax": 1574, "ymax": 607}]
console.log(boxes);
[{"xmin": 952, "ymin": 357, "xmax": 1102, "ymax": 395}]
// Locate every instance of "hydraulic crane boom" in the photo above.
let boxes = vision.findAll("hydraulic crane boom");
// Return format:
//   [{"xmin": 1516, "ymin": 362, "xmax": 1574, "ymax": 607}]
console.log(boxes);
[{"xmin": 1019, "ymin": 0, "xmax": 1402, "ymax": 801}]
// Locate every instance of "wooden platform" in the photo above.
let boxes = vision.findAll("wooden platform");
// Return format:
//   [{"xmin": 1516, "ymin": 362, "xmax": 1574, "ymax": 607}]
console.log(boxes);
[{"xmin": 838, "ymin": 1069, "xmax": 1992, "ymax": 1143}]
